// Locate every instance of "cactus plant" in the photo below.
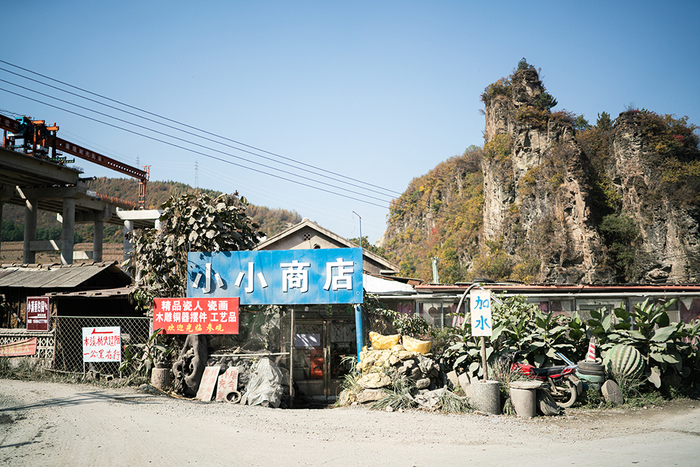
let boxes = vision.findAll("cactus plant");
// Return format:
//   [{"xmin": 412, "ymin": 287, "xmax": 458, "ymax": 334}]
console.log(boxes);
[{"xmin": 604, "ymin": 344, "xmax": 645, "ymax": 381}]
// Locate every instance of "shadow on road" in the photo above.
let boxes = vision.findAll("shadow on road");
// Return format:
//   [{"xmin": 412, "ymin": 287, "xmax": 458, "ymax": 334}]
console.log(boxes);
[{"xmin": 0, "ymin": 390, "xmax": 158, "ymax": 413}]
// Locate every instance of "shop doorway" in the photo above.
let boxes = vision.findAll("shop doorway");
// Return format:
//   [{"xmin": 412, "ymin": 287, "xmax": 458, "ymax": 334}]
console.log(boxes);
[{"xmin": 288, "ymin": 307, "xmax": 356, "ymax": 400}]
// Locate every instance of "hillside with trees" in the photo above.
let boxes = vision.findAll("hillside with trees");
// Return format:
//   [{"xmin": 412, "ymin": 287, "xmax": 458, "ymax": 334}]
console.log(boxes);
[{"xmin": 1, "ymin": 178, "xmax": 301, "ymax": 243}]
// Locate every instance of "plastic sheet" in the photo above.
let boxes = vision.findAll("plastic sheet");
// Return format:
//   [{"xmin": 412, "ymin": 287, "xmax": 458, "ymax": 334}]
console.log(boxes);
[
  {"xmin": 245, "ymin": 357, "xmax": 284, "ymax": 408},
  {"xmin": 402, "ymin": 335, "xmax": 431, "ymax": 354}
]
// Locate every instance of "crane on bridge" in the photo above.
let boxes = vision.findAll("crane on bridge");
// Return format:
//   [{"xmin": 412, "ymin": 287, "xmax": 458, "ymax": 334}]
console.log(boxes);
[{"xmin": 0, "ymin": 113, "xmax": 150, "ymax": 208}]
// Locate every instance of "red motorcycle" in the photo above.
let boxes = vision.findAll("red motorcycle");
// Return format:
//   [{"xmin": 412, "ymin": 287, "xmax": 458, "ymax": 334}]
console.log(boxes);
[{"xmin": 503, "ymin": 351, "xmax": 581, "ymax": 408}]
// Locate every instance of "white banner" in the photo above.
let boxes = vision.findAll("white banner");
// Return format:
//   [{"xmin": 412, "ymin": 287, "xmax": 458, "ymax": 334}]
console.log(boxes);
[{"xmin": 82, "ymin": 326, "xmax": 121, "ymax": 362}]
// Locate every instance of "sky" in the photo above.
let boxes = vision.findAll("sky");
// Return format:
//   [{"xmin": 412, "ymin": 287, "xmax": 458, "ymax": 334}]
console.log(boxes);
[{"xmin": 2, "ymin": 1, "xmax": 699, "ymax": 243}]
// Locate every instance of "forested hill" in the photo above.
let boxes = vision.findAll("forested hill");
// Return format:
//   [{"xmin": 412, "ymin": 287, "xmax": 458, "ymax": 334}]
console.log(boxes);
[
  {"xmin": 383, "ymin": 147, "xmax": 484, "ymax": 284},
  {"xmin": 1, "ymin": 177, "xmax": 302, "ymax": 243}
]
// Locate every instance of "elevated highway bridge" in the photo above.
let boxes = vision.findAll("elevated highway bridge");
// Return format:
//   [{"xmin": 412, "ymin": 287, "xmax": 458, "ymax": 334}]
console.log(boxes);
[{"xmin": 1, "ymin": 114, "xmax": 158, "ymax": 265}]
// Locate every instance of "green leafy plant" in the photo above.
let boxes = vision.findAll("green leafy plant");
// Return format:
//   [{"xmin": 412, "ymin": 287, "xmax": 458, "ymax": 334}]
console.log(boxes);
[
  {"xmin": 119, "ymin": 328, "xmax": 174, "ymax": 377},
  {"xmin": 370, "ymin": 373, "xmax": 416, "ymax": 411},
  {"xmin": 127, "ymin": 192, "xmax": 264, "ymax": 310},
  {"xmin": 436, "ymin": 390, "xmax": 471, "ymax": 414},
  {"xmin": 599, "ymin": 299, "xmax": 689, "ymax": 389}
]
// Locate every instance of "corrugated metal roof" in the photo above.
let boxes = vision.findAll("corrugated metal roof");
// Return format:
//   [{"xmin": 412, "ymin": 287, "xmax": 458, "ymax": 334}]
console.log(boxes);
[
  {"xmin": 46, "ymin": 286, "xmax": 134, "ymax": 298},
  {"xmin": 0, "ymin": 262, "xmax": 131, "ymax": 289}
]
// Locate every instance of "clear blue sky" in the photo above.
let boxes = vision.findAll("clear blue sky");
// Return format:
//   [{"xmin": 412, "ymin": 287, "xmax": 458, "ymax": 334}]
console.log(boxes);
[{"xmin": 2, "ymin": 1, "xmax": 699, "ymax": 243}]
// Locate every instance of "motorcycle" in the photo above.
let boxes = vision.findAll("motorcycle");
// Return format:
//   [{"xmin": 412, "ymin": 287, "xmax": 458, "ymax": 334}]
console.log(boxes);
[{"xmin": 502, "ymin": 351, "xmax": 581, "ymax": 408}]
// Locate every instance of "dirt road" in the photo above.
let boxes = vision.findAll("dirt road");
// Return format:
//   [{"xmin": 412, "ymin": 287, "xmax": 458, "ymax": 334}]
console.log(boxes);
[{"xmin": 1, "ymin": 379, "xmax": 699, "ymax": 466}]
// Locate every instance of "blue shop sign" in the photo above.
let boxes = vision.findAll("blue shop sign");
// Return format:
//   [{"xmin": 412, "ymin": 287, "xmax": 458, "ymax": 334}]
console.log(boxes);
[{"xmin": 187, "ymin": 248, "xmax": 363, "ymax": 305}]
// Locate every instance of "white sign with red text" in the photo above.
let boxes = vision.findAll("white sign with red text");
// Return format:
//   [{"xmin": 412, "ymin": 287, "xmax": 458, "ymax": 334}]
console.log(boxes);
[{"xmin": 82, "ymin": 326, "xmax": 121, "ymax": 362}]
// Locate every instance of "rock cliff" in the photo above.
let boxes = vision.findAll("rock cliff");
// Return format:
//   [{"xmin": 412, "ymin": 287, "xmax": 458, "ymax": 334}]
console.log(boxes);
[
  {"xmin": 384, "ymin": 61, "xmax": 700, "ymax": 284},
  {"xmin": 481, "ymin": 65, "xmax": 611, "ymax": 283}
]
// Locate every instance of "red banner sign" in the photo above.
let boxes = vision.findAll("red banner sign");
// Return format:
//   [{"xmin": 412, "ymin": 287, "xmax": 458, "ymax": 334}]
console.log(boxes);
[
  {"xmin": 0, "ymin": 338, "xmax": 37, "ymax": 357},
  {"xmin": 153, "ymin": 297, "xmax": 239, "ymax": 334}
]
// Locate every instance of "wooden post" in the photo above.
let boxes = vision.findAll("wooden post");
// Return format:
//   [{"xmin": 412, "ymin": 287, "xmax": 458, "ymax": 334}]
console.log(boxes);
[{"xmin": 481, "ymin": 336, "xmax": 488, "ymax": 381}]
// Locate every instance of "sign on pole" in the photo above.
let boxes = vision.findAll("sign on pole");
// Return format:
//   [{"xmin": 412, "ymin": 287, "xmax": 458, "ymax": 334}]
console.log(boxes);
[
  {"xmin": 470, "ymin": 289, "xmax": 493, "ymax": 337},
  {"xmin": 82, "ymin": 327, "xmax": 121, "ymax": 362},
  {"xmin": 26, "ymin": 296, "xmax": 50, "ymax": 331},
  {"xmin": 153, "ymin": 297, "xmax": 239, "ymax": 334},
  {"xmin": 187, "ymin": 248, "xmax": 363, "ymax": 305}
]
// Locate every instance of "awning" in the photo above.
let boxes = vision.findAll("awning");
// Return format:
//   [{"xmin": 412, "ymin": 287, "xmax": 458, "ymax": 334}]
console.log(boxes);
[{"xmin": 363, "ymin": 274, "xmax": 415, "ymax": 295}]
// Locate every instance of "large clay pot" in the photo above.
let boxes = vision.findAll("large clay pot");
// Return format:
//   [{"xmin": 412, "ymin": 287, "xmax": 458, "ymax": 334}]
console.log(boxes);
[{"xmin": 604, "ymin": 344, "xmax": 644, "ymax": 380}]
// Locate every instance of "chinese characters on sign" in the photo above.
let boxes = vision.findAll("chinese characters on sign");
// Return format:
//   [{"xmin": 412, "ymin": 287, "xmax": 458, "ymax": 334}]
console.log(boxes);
[
  {"xmin": 82, "ymin": 327, "xmax": 121, "ymax": 362},
  {"xmin": 153, "ymin": 297, "xmax": 239, "ymax": 335},
  {"xmin": 196, "ymin": 366, "xmax": 219, "ymax": 401},
  {"xmin": 470, "ymin": 289, "xmax": 493, "ymax": 337},
  {"xmin": 187, "ymin": 249, "xmax": 363, "ymax": 305},
  {"xmin": 26, "ymin": 296, "xmax": 50, "ymax": 332},
  {"xmin": 0, "ymin": 338, "xmax": 37, "ymax": 357}
]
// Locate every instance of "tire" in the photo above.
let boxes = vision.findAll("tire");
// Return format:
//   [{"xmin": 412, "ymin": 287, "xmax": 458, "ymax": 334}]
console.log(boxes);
[
  {"xmin": 576, "ymin": 368, "xmax": 605, "ymax": 377},
  {"xmin": 577, "ymin": 361, "xmax": 605, "ymax": 376},
  {"xmin": 577, "ymin": 361, "xmax": 604, "ymax": 372},
  {"xmin": 554, "ymin": 379, "xmax": 577, "ymax": 408}
]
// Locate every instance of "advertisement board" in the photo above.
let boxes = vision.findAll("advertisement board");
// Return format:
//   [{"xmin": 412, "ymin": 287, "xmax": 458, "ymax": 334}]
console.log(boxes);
[
  {"xmin": 153, "ymin": 297, "xmax": 239, "ymax": 334},
  {"xmin": 187, "ymin": 248, "xmax": 363, "ymax": 305},
  {"xmin": 26, "ymin": 296, "xmax": 50, "ymax": 332}
]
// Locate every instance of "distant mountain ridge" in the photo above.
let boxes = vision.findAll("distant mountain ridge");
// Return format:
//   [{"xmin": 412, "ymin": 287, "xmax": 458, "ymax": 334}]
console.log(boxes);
[{"xmin": 1, "ymin": 178, "xmax": 302, "ymax": 243}]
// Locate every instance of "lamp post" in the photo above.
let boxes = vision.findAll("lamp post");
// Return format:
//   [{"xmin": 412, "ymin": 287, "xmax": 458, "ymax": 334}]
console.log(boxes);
[{"xmin": 352, "ymin": 211, "xmax": 362, "ymax": 251}]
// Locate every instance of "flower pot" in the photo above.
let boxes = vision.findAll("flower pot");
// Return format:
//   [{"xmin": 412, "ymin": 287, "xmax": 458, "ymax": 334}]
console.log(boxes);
[{"xmin": 151, "ymin": 367, "xmax": 172, "ymax": 390}]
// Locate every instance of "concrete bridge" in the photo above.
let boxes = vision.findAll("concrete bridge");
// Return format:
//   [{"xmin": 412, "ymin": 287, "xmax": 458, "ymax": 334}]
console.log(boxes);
[{"xmin": 0, "ymin": 146, "xmax": 158, "ymax": 265}]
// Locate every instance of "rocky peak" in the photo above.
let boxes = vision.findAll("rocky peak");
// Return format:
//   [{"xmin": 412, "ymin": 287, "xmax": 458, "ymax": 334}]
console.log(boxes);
[
  {"xmin": 511, "ymin": 67, "xmax": 544, "ymax": 107},
  {"xmin": 481, "ymin": 66, "xmax": 611, "ymax": 284}
]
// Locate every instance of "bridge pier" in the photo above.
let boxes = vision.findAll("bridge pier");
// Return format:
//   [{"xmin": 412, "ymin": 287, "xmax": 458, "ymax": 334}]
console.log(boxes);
[
  {"xmin": 60, "ymin": 198, "xmax": 75, "ymax": 265},
  {"xmin": 94, "ymin": 220, "xmax": 103, "ymax": 262},
  {"xmin": 23, "ymin": 197, "xmax": 38, "ymax": 264}
]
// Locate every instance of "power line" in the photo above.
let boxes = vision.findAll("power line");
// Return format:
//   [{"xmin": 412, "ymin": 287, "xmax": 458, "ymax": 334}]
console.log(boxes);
[
  {"xmin": 0, "ymin": 59, "xmax": 402, "ymax": 197},
  {"xmin": 0, "ymin": 66, "xmax": 394, "ymax": 198},
  {"xmin": 0, "ymin": 86, "xmax": 390, "ymax": 209},
  {"xmin": 0, "ymin": 79, "xmax": 393, "ymax": 204}
]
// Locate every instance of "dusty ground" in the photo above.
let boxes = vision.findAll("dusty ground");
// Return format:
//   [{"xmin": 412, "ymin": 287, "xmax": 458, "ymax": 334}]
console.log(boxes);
[{"xmin": 1, "ymin": 378, "xmax": 699, "ymax": 466}]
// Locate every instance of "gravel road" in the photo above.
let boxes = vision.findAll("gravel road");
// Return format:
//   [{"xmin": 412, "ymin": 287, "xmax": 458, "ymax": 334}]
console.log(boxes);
[{"xmin": 1, "ymin": 378, "xmax": 699, "ymax": 466}]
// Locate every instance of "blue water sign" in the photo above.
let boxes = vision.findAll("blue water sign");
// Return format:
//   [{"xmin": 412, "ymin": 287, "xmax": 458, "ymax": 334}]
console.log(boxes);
[
  {"xmin": 470, "ymin": 289, "xmax": 492, "ymax": 337},
  {"xmin": 187, "ymin": 248, "xmax": 363, "ymax": 305}
]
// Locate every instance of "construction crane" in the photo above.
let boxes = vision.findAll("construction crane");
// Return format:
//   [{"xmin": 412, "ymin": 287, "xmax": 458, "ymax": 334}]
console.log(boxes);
[{"xmin": 0, "ymin": 113, "xmax": 150, "ymax": 208}]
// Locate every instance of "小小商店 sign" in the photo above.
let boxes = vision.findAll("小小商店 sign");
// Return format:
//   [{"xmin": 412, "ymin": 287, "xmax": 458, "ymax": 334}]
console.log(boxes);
[
  {"xmin": 186, "ymin": 248, "xmax": 363, "ymax": 305},
  {"xmin": 153, "ymin": 297, "xmax": 239, "ymax": 334}
]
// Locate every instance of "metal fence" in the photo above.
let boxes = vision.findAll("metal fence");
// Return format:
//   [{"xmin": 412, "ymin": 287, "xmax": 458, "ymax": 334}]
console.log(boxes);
[
  {"xmin": 53, "ymin": 316, "xmax": 151, "ymax": 376},
  {"xmin": 0, "ymin": 329, "xmax": 55, "ymax": 363}
]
